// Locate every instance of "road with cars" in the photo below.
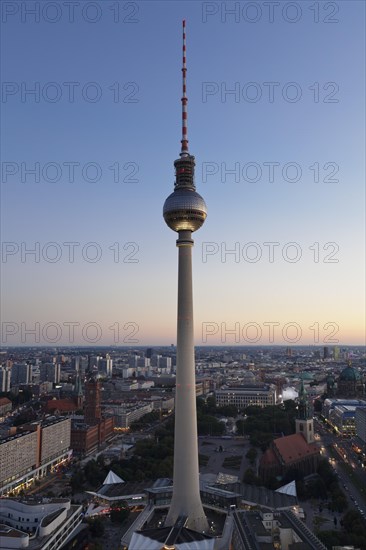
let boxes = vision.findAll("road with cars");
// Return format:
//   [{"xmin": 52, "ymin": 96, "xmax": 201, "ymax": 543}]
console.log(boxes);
[{"xmin": 314, "ymin": 417, "xmax": 366, "ymax": 519}]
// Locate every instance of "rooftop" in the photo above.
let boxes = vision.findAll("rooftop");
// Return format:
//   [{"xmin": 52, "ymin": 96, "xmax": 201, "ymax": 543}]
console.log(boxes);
[
  {"xmin": 94, "ymin": 480, "xmax": 155, "ymax": 499},
  {"xmin": 274, "ymin": 434, "xmax": 319, "ymax": 464},
  {"xmin": 0, "ymin": 524, "xmax": 28, "ymax": 539},
  {"xmin": 0, "ymin": 397, "xmax": 12, "ymax": 406}
]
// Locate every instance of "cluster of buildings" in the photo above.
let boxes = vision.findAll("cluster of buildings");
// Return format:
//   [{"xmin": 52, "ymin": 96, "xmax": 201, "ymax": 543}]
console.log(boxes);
[
  {"xmin": 0, "ymin": 345, "xmax": 365, "ymax": 549},
  {"xmin": 0, "ymin": 361, "xmax": 61, "ymax": 389},
  {"xmin": 0, "ymin": 417, "xmax": 71, "ymax": 496},
  {"xmin": 320, "ymin": 365, "xmax": 366, "ymax": 440}
]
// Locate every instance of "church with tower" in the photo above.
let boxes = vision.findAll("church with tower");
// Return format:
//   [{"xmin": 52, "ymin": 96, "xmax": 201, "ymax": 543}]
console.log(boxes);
[{"xmin": 259, "ymin": 381, "xmax": 320, "ymax": 483}]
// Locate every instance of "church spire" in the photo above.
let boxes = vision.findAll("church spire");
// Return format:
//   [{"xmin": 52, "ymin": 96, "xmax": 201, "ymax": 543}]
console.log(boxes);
[{"xmin": 297, "ymin": 378, "xmax": 312, "ymax": 420}]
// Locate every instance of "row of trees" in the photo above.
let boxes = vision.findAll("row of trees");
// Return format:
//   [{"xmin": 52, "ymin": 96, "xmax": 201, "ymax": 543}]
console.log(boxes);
[
  {"xmin": 71, "ymin": 395, "xmax": 248, "ymax": 493},
  {"xmin": 71, "ymin": 417, "xmax": 177, "ymax": 493},
  {"xmin": 0, "ymin": 389, "xmax": 33, "ymax": 406},
  {"xmin": 196, "ymin": 398, "xmax": 226, "ymax": 436},
  {"xmin": 129, "ymin": 410, "xmax": 161, "ymax": 431},
  {"xmin": 318, "ymin": 510, "xmax": 366, "ymax": 550},
  {"xmin": 236, "ymin": 401, "xmax": 298, "ymax": 451}
]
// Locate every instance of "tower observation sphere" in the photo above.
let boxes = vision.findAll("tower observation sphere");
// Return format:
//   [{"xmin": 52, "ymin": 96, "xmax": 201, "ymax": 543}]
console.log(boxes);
[{"xmin": 163, "ymin": 186, "xmax": 207, "ymax": 232}]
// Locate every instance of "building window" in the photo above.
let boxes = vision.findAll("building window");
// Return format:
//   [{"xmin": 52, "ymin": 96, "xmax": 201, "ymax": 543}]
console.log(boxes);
[{"xmin": 299, "ymin": 423, "xmax": 304, "ymax": 431}]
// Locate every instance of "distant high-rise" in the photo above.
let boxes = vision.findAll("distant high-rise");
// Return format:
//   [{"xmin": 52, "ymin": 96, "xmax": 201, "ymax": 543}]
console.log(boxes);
[
  {"xmin": 99, "ymin": 354, "xmax": 113, "ymax": 377},
  {"xmin": 74, "ymin": 373, "xmax": 84, "ymax": 409},
  {"xmin": 0, "ymin": 367, "xmax": 11, "ymax": 392},
  {"xmin": 286, "ymin": 347, "xmax": 292, "ymax": 357},
  {"xmin": 10, "ymin": 363, "xmax": 31, "ymax": 386},
  {"xmin": 39, "ymin": 362, "xmax": 60, "ymax": 384},
  {"xmin": 163, "ymin": 20, "xmax": 208, "ymax": 532}
]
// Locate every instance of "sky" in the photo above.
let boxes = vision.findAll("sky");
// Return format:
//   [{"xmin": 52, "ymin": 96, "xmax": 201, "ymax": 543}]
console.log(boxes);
[{"xmin": 1, "ymin": 0, "xmax": 365, "ymax": 347}]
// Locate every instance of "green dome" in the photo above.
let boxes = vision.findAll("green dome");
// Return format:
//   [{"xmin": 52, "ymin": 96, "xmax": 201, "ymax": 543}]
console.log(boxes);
[{"xmin": 339, "ymin": 366, "xmax": 361, "ymax": 382}]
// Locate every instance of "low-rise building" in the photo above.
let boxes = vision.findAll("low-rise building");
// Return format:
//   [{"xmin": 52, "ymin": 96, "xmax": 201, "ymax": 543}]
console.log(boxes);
[
  {"xmin": 0, "ymin": 497, "xmax": 82, "ymax": 550},
  {"xmin": 216, "ymin": 384, "xmax": 277, "ymax": 409},
  {"xmin": 0, "ymin": 396, "xmax": 12, "ymax": 420},
  {"xmin": 232, "ymin": 509, "xmax": 326, "ymax": 550},
  {"xmin": 322, "ymin": 398, "xmax": 366, "ymax": 420},
  {"xmin": 329, "ymin": 404, "xmax": 366, "ymax": 436},
  {"xmin": 70, "ymin": 416, "xmax": 114, "ymax": 455},
  {"xmin": 355, "ymin": 406, "xmax": 366, "ymax": 444},
  {"xmin": 111, "ymin": 402, "xmax": 154, "ymax": 429}
]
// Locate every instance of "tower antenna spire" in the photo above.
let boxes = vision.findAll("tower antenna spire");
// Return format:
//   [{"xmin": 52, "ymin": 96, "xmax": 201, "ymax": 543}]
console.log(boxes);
[{"xmin": 181, "ymin": 19, "xmax": 189, "ymax": 156}]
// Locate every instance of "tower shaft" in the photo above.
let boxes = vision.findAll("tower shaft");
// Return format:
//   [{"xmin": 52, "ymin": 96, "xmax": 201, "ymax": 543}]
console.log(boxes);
[{"xmin": 165, "ymin": 230, "xmax": 208, "ymax": 531}]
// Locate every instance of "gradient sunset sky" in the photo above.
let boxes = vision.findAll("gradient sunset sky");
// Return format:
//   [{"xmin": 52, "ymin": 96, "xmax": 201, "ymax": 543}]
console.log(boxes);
[{"xmin": 1, "ymin": 1, "xmax": 365, "ymax": 346}]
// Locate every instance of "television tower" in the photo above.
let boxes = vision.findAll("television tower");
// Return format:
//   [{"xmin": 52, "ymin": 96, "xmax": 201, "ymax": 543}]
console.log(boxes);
[{"xmin": 163, "ymin": 20, "xmax": 208, "ymax": 532}]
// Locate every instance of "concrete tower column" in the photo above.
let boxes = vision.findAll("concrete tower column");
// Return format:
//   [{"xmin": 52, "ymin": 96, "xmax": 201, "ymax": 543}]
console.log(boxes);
[{"xmin": 165, "ymin": 230, "xmax": 208, "ymax": 531}]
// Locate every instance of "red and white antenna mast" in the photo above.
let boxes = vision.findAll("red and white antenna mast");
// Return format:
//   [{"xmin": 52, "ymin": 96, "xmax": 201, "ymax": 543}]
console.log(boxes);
[{"xmin": 181, "ymin": 19, "xmax": 189, "ymax": 156}]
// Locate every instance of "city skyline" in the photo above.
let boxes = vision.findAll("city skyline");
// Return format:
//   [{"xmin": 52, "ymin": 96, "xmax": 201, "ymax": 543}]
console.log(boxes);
[{"xmin": 1, "ymin": 1, "xmax": 365, "ymax": 347}]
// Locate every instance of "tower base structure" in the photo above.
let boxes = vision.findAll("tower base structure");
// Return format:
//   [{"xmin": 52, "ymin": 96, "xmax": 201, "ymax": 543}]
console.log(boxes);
[{"xmin": 129, "ymin": 516, "xmax": 214, "ymax": 550}]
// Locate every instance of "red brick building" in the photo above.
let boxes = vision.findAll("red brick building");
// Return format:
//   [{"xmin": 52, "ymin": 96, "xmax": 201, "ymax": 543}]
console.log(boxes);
[
  {"xmin": 259, "ymin": 433, "xmax": 320, "ymax": 482},
  {"xmin": 70, "ymin": 379, "xmax": 114, "ymax": 455}
]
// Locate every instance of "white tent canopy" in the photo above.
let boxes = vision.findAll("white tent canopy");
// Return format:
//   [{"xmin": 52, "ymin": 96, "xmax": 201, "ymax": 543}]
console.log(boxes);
[
  {"xmin": 275, "ymin": 480, "xmax": 297, "ymax": 497},
  {"xmin": 103, "ymin": 470, "xmax": 125, "ymax": 485},
  {"xmin": 129, "ymin": 533, "xmax": 215, "ymax": 550}
]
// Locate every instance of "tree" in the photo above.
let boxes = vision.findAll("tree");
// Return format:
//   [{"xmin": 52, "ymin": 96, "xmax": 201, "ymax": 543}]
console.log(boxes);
[
  {"xmin": 317, "ymin": 458, "xmax": 337, "ymax": 486},
  {"xmin": 236, "ymin": 419, "xmax": 245, "ymax": 435},
  {"xmin": 13, "ymin": 408, "xmax": 37, "ymax": 426},
  {"xmin": 243, "ymin": 468, "xmax": 261, "ymax": 486},
  {"xmin": 216, "ymin": 404, "xmax": 238, "ymax": 417},
  {"xmin": 206, "ymin": 395, "xmax": 216, "ymax": 413},
  {"xmin": 130, "ymin": 410, "xmax": 160, "ymax": 431},
  {"xmin": 246, "ymin": 447, "xmax": 258, "ymax": 465},
  {"xmin": 307, "ymin": 478, "xmax": 327, "ymax": 500},
  {"xmin": 83, "ymin": 460, "xmax": 106, "ymax": 488},
  {"xmin": 110, "ymin": 500, "xmax": 130, "ymax": 523},
  {"xmin": 70, "ymin": 469, "xmax": 85, "ymax": 493},
  {"xmin": 249, "ymin": 431, "xmax": 273, "ymax": 451},
  {"xmin": 330, "ymin": 492, "xmax": 348, "ymax": 513},
  {"xmin": 86, "ymin": 517, "xmax": 105, "ymax": 538},
  {"xmin": 317, "ymin": 530, "xmax": 341, "ymax": 549},
  {"xmin": 341, "ymin": 509, "xmax": 365, "ymax": 532}
]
